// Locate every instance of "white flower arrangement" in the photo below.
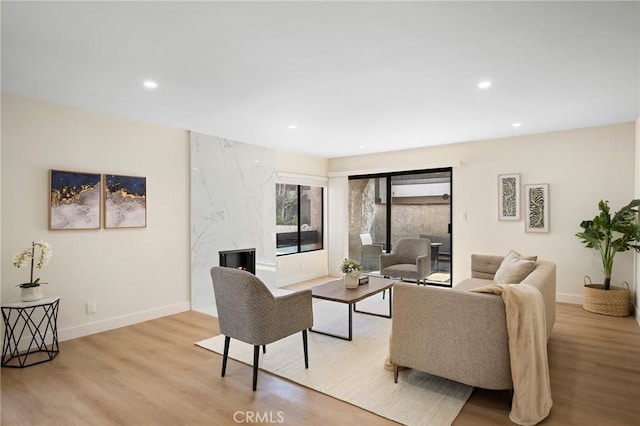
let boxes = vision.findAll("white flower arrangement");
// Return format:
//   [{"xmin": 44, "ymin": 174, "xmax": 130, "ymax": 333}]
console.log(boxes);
[
  {"xmin": 341, "ymin": 258, "xmax": 361, "ymax": 274},
  {"xmin": 12, "ymin": 241, "xmax": 53, "ymax": 287}
]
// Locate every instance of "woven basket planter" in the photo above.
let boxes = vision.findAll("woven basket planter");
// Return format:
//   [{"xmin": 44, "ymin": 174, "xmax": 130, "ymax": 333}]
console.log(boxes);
[{"xmin": 583, "ymin": 276, "xmax": 630, "ymax": 317}]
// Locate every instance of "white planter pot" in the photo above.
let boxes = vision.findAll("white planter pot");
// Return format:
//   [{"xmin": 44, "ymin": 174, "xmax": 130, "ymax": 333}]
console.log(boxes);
[
  {"xmin": 20, "ymin": 286, "xmax": 43, "ymax": 302},
  {"xmin": 344, "ymin": 271, "xmax": 360, "ymax": 289}
]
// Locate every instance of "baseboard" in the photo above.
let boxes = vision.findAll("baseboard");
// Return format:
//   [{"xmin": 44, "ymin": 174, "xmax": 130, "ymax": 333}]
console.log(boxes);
[
  {"xmin": 556, "ymin": 292, "xmax": 583, "ymax": 305},
  {"xmin": 58, "ymin": 302, "xmax": 191, "ymax": 342},
  {"xmin": 276, "ymin": 271, "xmax": 329, "ymax": 288}
]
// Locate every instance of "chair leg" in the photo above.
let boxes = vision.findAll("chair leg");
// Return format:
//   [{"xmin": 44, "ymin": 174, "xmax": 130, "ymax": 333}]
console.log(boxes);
[
  {"xmin": 382, "ymin": 289, "xmax": 386, "ymax": 299},
  {"xmin": 252, "ymin": 345, "xmax": 260, "ymax": 391},
  {"xmin": 302, "ymin": 330, "xmax": 309, "ymax": 369},
  {"xmin": 221, "ymin": 336, "xmax": 231, "ymax": 377},
  {"xmin": 394, "ymin": 365, "xmax": 400, "ymax": 383}
]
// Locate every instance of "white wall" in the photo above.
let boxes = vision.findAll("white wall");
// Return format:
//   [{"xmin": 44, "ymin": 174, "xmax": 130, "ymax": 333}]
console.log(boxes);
[
  {"xmin": 276, "ymin": 250, "xmax": 329, "ymax": 287},
  {"xmin": 329, "ymin": 123, "xmax": 636, "ymax": 303},
  {"xmin": 1, "ymin": 94, "xmax": 191, "ymax": 340},
  {"xmin": 275, "ymin": 151, "xmax": 328, "ymax": 177},
  {"xmin": 328, "ymin": 176, "xmax": 349, "ymax": 277}
]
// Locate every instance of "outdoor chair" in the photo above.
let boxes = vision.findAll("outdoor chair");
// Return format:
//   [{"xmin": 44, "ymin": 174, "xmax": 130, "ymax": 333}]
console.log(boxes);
[{"xmin": 360, "ymin": 233, "xmax": 384, "ymax": 272}]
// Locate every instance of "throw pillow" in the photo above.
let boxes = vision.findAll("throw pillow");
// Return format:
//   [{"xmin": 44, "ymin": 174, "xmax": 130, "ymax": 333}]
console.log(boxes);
[
  {"xmin": 494, "ymin": 250, "xmax": 537, "ymax": 284},
  {"xmin": 503, "ymin": 249, "xmax": 537, "ymax": 263}
]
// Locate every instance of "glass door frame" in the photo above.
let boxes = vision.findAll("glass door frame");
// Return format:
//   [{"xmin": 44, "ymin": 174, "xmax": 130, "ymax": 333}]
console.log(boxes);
[{"xmin": 348, "ymin": 167, "xmax": 453, "ymax": 287}]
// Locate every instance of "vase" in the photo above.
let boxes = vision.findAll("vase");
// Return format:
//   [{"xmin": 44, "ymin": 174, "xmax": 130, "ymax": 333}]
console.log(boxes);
[
  {"xmin": 344, "ymin": 271, "xmax": 360, "ymax": 289},
  {"xmin": 20, "ymin": 286, "xmax": 43, "ymax": 302}
]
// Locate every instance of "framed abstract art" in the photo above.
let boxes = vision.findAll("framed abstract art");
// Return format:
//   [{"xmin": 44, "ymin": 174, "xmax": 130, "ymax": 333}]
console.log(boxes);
[
  {"xmin": 104, "ymin": 174, "xmax": 147, "ymax": 228},
  {"xmin": 525, "ymin": 184, "xmax": 549, "ymax": 233},
  {"xmin": 498, "ymin": 174, "xmax": 520, "ymax": 220},
  {"xmin": 49, "ymin": 169, "xmax": 101, "ymax": 230}
]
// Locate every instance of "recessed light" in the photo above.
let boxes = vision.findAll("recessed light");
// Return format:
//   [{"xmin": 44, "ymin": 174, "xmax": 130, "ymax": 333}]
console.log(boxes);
[
  {"xmin": 143, "ymin": 81, "xmax": 158, "ymax": 89},
  {"xmin": 288, "ymin": 125, "xmax": 297, "ymax": 129},
  {"xmin": 359, "ymin": 145, "xmax": 367, "ymax": 149},
  {"xmin": 512, "ymin": 122, "xmax": 522, "ymax": 128},
  {"xmin": 477, "ymin": 81, "xmax": 492, "ymax": 89}
]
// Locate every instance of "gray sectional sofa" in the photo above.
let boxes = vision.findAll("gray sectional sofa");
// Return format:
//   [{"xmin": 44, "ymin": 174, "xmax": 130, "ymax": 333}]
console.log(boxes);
[{"xmin": 389, "ymin": 253, "xmax": 556, "ymax": 390}]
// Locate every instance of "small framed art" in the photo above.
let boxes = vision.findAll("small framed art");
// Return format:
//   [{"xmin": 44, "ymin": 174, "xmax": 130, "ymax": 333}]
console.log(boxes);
[
  {"xmin": 104, "ymin": 174, "xmax": 147, "ymax": 228},
  {"xmin": 498, "ymin": 174, "xmax": 520, "ymax": 220},
  {"xmin": 49, "ymin": 169, "xmax": 101, "ymax": 230},
  {"xmin": 525, "ymin": 184, "xmax": 549, "ymax": 233}
]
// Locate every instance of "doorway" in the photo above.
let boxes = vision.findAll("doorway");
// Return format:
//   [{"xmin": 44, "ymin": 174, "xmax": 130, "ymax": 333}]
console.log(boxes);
[{"xmin": 348, "ymin": 168, "xmax": 452, "ymax": 286}]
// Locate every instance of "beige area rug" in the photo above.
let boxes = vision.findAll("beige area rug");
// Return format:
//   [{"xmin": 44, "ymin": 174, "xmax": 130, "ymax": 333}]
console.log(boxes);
[{"xmin": 195, "ymin": 297, "xmax": 472, "ymax": 426}]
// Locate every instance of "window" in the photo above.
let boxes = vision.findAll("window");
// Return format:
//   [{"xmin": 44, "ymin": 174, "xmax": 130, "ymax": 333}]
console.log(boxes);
[{"xmin": 276, "ymin": 184, "xmax": 323, "ymax": 255}]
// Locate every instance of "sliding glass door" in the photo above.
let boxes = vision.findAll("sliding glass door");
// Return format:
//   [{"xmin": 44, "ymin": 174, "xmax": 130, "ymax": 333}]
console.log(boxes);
[
  {"xmin": 348, "ymin": 177, "xmax": 387, "ymax": 271},
  {"xmin": 348, "ymin": 168, "xmax": 452, "ymax": 285}
]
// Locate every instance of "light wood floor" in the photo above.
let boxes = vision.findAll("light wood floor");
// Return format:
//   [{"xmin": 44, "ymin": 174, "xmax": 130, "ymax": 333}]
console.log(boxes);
[{"xmin": 2, "ymin": 290, "xmax": 639, "ymax": 425}]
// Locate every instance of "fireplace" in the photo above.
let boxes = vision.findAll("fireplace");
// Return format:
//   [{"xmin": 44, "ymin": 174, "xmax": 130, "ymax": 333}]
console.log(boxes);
[{"xmin": 219, "ymin": 248, "xmax": 256, "ymax": 275}]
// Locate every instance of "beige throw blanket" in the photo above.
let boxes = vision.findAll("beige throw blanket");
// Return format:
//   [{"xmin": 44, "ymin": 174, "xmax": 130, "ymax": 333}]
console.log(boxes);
[{"xmin": 471, "ymin": 284, "xmax": 552, "ymax": 426}]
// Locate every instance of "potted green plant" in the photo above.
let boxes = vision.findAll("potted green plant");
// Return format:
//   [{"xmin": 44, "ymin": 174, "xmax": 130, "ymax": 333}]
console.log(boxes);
[
  {"xmin": 12, "ymin": 241, "xmax": 53, "ymax": 301},
  {"xmin": 575, "ymin": 199, "xmax": 640, "ymax": 316},
  {"xmin": 341, "ymin": 258, "xmax": 362, "ymax": 289}
]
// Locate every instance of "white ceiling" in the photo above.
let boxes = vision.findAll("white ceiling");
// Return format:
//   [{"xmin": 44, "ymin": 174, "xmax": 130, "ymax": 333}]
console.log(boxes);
[{"xmin": 2, "ymin": 1, "xmax": 638, "ymax": 158}]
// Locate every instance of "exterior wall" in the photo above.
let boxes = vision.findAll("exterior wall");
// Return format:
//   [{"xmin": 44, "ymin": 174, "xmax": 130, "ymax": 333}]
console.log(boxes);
[{"xmin": 374, "ymin": 203, "xmax": 450, "ymax": 244}]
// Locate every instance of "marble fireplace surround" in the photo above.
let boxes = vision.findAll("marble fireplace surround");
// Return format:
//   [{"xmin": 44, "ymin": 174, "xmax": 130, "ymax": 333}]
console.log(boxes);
[{"xmin": 190, "ymin": 132, "xmax": 277, "ymax": 312}]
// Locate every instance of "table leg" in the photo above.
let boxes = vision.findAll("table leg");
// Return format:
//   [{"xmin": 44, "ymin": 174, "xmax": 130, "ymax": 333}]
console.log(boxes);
[
  {"xmin": 353, "ymin": 288, "xmax": 393, "ymax": 319},
  {"xmin": 309, "ymin": 303, "xmax": 353, "ymax": 341}
]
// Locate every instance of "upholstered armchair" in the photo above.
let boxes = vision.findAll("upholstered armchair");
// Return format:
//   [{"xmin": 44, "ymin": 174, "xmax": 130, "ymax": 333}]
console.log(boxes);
[
  {"xmin": 380, "ymin": 238, "xmax": 431, "ymax": 284},
  {"xmin": 210, "ymin": 267, "xmax": 313, "ymax": 391},
  {"xmin": 360, "ymin": 233, "xmax": 384, "ymax": 272}
]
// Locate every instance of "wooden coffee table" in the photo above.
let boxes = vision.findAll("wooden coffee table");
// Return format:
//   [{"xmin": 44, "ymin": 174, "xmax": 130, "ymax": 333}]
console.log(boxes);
[{"xmin": 310, "ymin": 276, "xmax": 395, "ymax": 341}]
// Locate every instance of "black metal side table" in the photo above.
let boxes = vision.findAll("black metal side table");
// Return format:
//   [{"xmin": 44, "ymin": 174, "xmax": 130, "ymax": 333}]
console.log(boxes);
[{"xmin": 2, "ymin": 296, "xmax": 60, "ymax": 368}]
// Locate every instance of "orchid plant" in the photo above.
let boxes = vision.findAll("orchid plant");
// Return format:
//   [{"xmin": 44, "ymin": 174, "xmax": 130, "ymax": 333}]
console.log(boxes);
[{"xmin": 12, "ymin": 241, "xmax": 53, "ymax": 288}]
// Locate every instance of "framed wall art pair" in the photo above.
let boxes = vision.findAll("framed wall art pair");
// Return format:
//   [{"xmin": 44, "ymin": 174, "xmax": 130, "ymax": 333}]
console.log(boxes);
[
  {"xmin": 498, "ymin": 173, "xmax": 549, "ymax": 233},
  {"xmin": 49, "ymin": 169, "xmax": 147, "ymax": 230}
]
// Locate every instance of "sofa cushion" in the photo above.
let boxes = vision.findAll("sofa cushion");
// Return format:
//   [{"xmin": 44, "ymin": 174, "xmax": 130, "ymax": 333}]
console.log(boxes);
[
  {"xmin": 494, "ymin": 250, "xmax": 536, "ymax": 284},
  {"xmin": 454, "ymin": 277, "xmax": 493, "ymax": 291},
  {"xmin": 471, "ymin": 254, "xmax": 504, "ymax": 279},
  {"xmin": 381, "ymin": 264, "xmax": 420, "ymax": 280}
]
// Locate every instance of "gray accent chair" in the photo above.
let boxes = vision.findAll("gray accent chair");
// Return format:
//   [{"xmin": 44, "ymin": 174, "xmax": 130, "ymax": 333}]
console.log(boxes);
[
  {"xmin": 380, "ymin": 238, "xmax": 431, "ymax": 284},
  {"xmin": 210, "ymin": 266, "xmax": 313, "ymax": 391},
  {"xmin": 360, "ymin": 233, "xmax": 384, "ymax": 272}
]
